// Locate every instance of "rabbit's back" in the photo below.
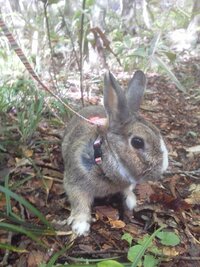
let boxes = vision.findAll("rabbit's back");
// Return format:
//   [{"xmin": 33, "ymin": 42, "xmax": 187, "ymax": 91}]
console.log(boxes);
[
  {"xmin": 62, "ymin": 105, "xmax": 106, "ymax": 182},
  {"xmin": 62, "ymin": 105, "xmax": 105, "ymax": 160}
]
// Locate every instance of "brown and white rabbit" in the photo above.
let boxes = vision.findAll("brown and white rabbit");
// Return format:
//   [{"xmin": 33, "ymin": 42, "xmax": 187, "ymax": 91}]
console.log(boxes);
[{"xmin": 62, "ymin": 70, "xmax": 168, "ymax": 236}]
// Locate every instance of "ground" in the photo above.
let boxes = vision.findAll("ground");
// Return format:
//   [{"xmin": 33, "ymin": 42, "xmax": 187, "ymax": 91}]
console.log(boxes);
[{"xmin": 0, "ymin": 64, "xmax": 199, "ymax": 266}]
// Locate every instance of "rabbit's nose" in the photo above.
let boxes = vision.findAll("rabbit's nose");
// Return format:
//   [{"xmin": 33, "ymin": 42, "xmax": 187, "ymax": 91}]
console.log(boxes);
[{"xmin": 160, "ymin": 138, "xmax": 168, "ymax": 172}]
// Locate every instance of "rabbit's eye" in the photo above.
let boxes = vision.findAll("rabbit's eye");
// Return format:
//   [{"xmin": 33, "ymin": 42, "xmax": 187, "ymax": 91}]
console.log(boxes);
[{"xmin": 131, "ymin": 137, "xmax": 144, "ymax": 149}]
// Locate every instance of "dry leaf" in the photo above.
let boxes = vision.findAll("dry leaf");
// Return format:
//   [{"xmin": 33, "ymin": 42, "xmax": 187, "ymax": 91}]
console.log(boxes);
[
  {"xmin": 161, "ymin": 247, "xmax": 179, "ymax": 257},
  {"xmin": 43, "ymin": 178, "xmax": 54, "ymax": 197},
  {"xmin": 185, "ymin": 183, "xmax": 200, "ymax": 205},
  {"xmin": 15, "ymin": 158, "xmax": 31, "ymax": 167},
  {"xmin": 109, "ymin": 219, "xmax": 125, "ymax": 229},
  {"xmin": 22, "ymin": 148, "xmax": 33, "ymax": 157},
  {"xmin": 95, "ymin": 205, "xmax": 119, "ymax": 221},
  {"xmin": 186, "ymin": 145, "xmax": 200, "ymax": 154},
  {"xmin": 124, "ymin": 223, "xmax": 143, "ymax": 236},
  {"xmin": 136, "ymin": 183, "xmax": 154, "ymax": 201},
  {"xmin": 27, "ymin": 250, "xmax": 47, "ymax": 267}
]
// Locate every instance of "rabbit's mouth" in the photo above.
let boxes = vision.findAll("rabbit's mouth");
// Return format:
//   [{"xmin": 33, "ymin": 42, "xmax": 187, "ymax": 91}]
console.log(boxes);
[{"xmin": 139, "ymin": 164, "xmax": 165, "ymax": 183}]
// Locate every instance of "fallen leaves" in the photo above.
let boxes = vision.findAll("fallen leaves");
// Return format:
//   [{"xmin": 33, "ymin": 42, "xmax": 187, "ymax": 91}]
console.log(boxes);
[
  {"xmin": 95, "ymin": 205, "xmax": 125, "ymax": 229},
  {"xmin": 185, "ymin": 184, "xmax": 200, "ymax": 205},
  {"xmin": 27, "ymin": 250, "xmax": 48, "ymax": 267}
]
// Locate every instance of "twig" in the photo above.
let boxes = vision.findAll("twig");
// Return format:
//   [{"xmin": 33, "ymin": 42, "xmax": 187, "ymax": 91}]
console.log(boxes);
[
  {"xmin": 177, "ymin": 256, "xmax": 200, "ymax": 261},
  {"xmin": 164, "ymin": 169, "xmax": 200, "ymax": 179},
  {"xmin": 90, "ymin": 27, "xmax": 122, "ymax": 66},
  {"xmin": 79, "ymin": 0, "xmax": 86, "ymax": 107},
  {"xmin": 69, "ymin": 249, "xmax": 128, "ymax": 255},
  {"xmin": 1, "ymin": 232, "xmax": 13, "ymax": 266},
  {"xmin": 58, "ymin": 9, "xmax": 80, "ymax": 70},
  {"xmin": 43, "ymin": 1, "xmax": 59, "ymax": 91},
  {"xmin": 26, "ymin": 172, "xmax": 63, "ymax": 183}
]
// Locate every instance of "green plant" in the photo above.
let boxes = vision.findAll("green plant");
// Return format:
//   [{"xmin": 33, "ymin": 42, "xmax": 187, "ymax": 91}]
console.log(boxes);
[
  {"xmin": 0, "ymin": 183, "xmax": 54, "ymax": 251},
  {"xmin": 122, "ymin": 227, "xmax": 181, "ymax": 267},
  {"xmin": 16, "ymin": 96, "xmax": 44, "ymax": 143}
]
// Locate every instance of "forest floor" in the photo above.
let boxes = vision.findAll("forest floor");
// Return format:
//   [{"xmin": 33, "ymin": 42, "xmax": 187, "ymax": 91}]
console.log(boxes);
[{"xmin": 0, "ymin": 62, "xmax": 200, "ymax": 267}]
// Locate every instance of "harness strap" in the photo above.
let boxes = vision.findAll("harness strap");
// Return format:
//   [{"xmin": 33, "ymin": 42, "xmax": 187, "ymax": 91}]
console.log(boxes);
[{"xmin": 93, "ymin": 136, "xmax": 103, "ymax": 165}]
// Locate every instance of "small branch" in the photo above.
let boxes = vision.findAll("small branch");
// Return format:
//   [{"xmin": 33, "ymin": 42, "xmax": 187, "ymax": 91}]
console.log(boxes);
[
  {"xmin": 58, "ymin": 9, "xmax": 80, "ymax": 70},
  {"xmin": 164, "ymin": 169, "xmax": 200, "ymax": 179},
  {"xmin": 1, "ymin": 232, "xmax": 13, "ymax": 266},
  {"xmin": 69, "ymin": 249, "xmax": 127, "ymax": 255},
  {"xmin": 177, "ymin": 256, "xmax": 200, "ymax": 261},
  {"xmin": 43, "ymin": 1, "xmax": 59, "ymax": 91},
  {"xmin": 79, "ymin": 0, "xmax": 86, "ymax": 107},
  {"xmin": 90, "ymin": 27, "xmax": 122, "ymax": 67}
]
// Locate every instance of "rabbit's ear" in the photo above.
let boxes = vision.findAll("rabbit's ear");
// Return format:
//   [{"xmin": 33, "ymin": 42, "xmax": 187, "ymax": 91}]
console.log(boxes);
[
  {"xmin": 126, "ymin": 70, "xmax": 146, "ymax": 113},
  {"xmin": 104, "ymin": 71, "xmax": 130, "ymax": 126}
]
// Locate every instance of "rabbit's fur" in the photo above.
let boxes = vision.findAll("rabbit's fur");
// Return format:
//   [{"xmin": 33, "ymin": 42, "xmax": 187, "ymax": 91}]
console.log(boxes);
[{"xmin": 62, "ymin": 71, "xmax": 168, "ymax": 236}]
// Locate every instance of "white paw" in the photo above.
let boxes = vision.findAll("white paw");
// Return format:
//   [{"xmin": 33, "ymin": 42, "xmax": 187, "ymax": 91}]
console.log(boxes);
[
  {"xmin": 125, "ymin": 192, "xmax": 137, "ymax": 210},
  {"xmin": 67, "ymin": 215, "xmax": 91, "ymax": 236},
  {"xmin": 160, "ymin": 138, "xmax": 168, "ymax": 172},
  {"xmin": 71, "ymin": 220, "xmax": 90, "ymax": 236},
  {"xmin": 124, "ymin": 185, "xmax": 137, "ymax": 210}
]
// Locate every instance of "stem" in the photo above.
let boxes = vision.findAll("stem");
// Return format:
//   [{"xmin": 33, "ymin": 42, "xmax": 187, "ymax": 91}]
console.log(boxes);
[
  {"xmin": 43, "ymin": 1, "xmax": 59, "ymax": 91},
  {"xmin": 79, "ymin": 0, "xmax": 86, "ymax": 107}
]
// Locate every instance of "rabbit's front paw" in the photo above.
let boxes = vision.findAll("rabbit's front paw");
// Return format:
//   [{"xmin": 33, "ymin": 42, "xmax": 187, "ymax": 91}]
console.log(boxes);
[
  {"xmin": 67, "ymin": 215, "xmax": 91, "ymax": 236},
  {"xmin": 124, "ymin": 185, "xmax": 137, "ymax": 210}
]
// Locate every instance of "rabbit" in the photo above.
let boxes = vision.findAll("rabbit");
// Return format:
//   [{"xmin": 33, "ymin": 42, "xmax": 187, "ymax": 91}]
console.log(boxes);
[{"xmin": 62, "ymin": 70, "xmax": 168, "ymax": 236}]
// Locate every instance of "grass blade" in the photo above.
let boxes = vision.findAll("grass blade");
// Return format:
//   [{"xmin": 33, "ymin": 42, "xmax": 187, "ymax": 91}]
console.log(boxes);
[
  {"xmin": 153, "ymin": 55, "xmax": 186, "ymax": 93},
  {"xmin": 0, "ymin": 222, "xmax": 46, "ymax": 247},
  {"xmin": 46, "ymin": 241, "xmax": 74, "ymax": 267},
  {"xmin": 0, "ymin": 185, "xmax": 53, "ymax": 229},
  {"xmin": 0, "ymin": 242, "xmax": 28, "ymax": 253},
  {"xmin": 131, "ymin": 226, "xmax": 165, "ymax": 267}
]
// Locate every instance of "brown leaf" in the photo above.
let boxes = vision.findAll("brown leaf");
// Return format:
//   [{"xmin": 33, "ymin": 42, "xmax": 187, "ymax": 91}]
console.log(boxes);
[
  {"xmin": 136, "ymin": 183, "xmax": 154, "ymax": 201},
  {"xmin": 0, "ymin": 193, "xmax": 6, "ymax": 210},
  {"xmin": 101, "ymin": 243, "xmax": 113, "ymax": 250},
  {"xmin": 43, "ymin": 178, "xmax": 54, "ymax": 197},
  {"xmin": 109, "ymin": 219, "xmax": 125, "ymax": 229},
  {"xmin": 124, "ymin": 223, "xmax": 144, "ymax": 236},
  {"xmin": 27, "ymin": 250, "xmax": 48, "ymax": 267},
  {"xmin": 79, "ymin": 244, "xmax": 94, "ymax": 252},
  {"xmin": 150, "ymin": 193, "xmax": 192, "ymax": 211},
  {"xmin": 95, "ymin": 205, "xmax": 119, "ymax": 221},
  {"xmin": 22, "ymin": 147, "xmax": 33, "ymax": 157},
  {"xmin": 185, "ymin": 184, "xmax": 200, "ymax": 205},
  {"xmin": 161, "ymin": 247, "xmax": 179, "ymax": 257}
]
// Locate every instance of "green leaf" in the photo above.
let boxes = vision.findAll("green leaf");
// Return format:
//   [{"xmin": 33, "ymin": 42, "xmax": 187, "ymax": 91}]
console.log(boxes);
[
  {"xmin": 156, "ymin": 231, "xmax": 180, "ymax": 246},
  {"xmin": 163, "ymin": 51, "xmax": 176, "ymax": 62},
  {"xmin": 132, "ymin": 47, "xmax": 147, "ymax": 58},
  {"xmin": 137, "ymin": 234, "xmax": 152, "ymax": 246},
  {"xmin": 130, "ymin": 226, "xmax": 165, "ymax": 267},
  {"xmin": 97, "ymin": 260, "xmax": 124, "ymax": 267},
  {"xmin": 152, "ymin": 55, "xmax": 186, "ymax": 93},
  {"xmin": 122, "ymin": 233, "xmax": 133, "ymax": 246},
  {"xmin": 148, "ymin": 33, "xmax": 162, "ymax": 56},
  {"xmin": 143, "ymin": 254, "xmax": 159, "ymax": 267},
  {"xmin": 128, "ymin": 245, "xmax": 143, "ymax": 265}
]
